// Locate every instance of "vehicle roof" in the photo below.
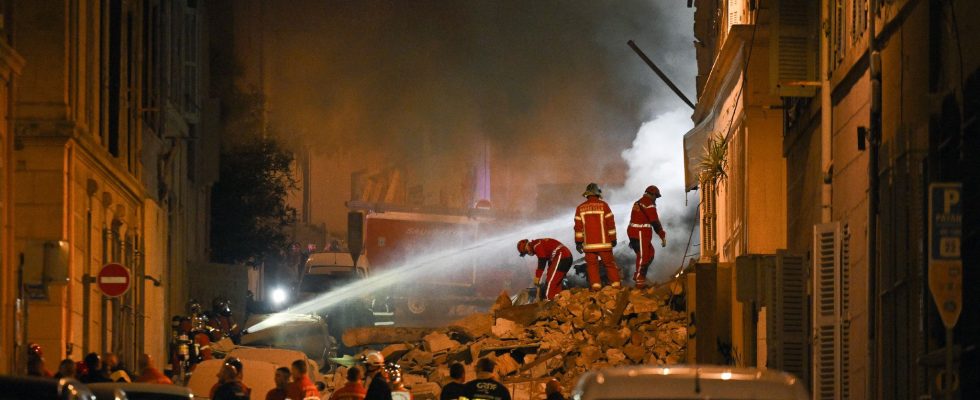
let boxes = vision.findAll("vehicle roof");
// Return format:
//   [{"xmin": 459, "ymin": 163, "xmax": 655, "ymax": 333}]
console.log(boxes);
[
  {"xmin": 305, "ymin": 252, "xmax": 367, "ymax": 269},
  {"xmin": 0, "ymin": 375, "xmax": 94, "ymax": 399},
  {"xmin": 572, "ymin": 365, "xmax": 809, "ymax": 400},
  {"xmin": 86, "ymin": 382, "xmax": 192, "ymax": 396},
  {"xmin": 366, "ymin": 211, "xmax": 479, "ymax": 224}
]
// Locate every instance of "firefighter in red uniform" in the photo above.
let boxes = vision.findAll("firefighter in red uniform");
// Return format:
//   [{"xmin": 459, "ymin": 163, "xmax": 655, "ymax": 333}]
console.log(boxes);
[
  {"xmin": 573, "ymin": 183, "xmax": 621, "ymax": 290},
  {"xmin": 517, "ymin": 238, "xmax": 573, "ymax": 300},
  {"xmin": 627, "ymin": 185, "xmax": 667, "ymax": 289}
]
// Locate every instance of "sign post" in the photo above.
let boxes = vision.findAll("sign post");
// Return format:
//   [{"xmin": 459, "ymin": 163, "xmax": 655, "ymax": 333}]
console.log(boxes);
[
  {"xmin": 928, "ymin": 183, "xmax": 962, "ymax": 399},
  {"xmin": 97, "ymin": 263, "xmax": 132, "ymax": 298}
]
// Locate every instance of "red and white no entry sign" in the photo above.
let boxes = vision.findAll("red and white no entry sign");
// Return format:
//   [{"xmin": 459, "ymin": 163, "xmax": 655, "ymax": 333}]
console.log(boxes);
[{"xmin": 98, "ymin": 263, "xmax": 132, "ymax": 298}]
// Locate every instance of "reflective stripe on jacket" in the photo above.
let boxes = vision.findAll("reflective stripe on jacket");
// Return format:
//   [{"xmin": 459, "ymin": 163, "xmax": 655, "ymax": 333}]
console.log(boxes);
[{"xmin": 574, "ymin": 197, "xmax": 616, "ymax": 251}]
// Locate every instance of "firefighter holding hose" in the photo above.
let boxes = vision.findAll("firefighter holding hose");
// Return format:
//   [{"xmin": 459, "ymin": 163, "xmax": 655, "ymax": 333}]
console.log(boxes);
[
  {"xmin": 517, "ymin": 238, "xmax": 573, "ymax": 300},
  {"xmin": 573, "ymin": 183, "xmax": 621, "ymax": 290},
  {"xmin": 627, "ymin": 185, "xmax": 667, "ymax": 289}
]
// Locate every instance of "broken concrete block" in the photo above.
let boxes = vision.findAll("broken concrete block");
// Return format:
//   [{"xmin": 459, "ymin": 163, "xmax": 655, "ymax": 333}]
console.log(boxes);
[
  {"xmin": 624, "ymin": 344, "xmax": 647, "ymax": 363},
  {"xmin": 403, "ymin": 373, "xmax": 428, "ymax": 388},
  {"xmin": 491, "ymin": 291, "xmax": 513, "ymax": 312},
  {"xmin": 404, "ymin": 349, "xmax": 434, "ymax": 365},
  {"xmin": 606, "ymin": 348, "xmax": 627, "ymax": 365},
  {"xmin": 629, "ymin": 291, "xmax": 660, "ymax": 313},
  {"xmin": 596, "ymin": 328, "xmax": 628, "ymax": 349},
  {"xmin": 423, "ymin": 331, "xmax": 459, "ymax": 353},
  {"xmin": 583, "ymin": 303, "xmax": 603, "ymax": 323},
  {"xmin": 495, "ymin": 353, "xmax": 520, "ymax": 376},
  {"xmin": 382, "ymin": 343, "xmax": 414, "ymax": 361},
  {"xmin": 447, "ymin": 345, "xmax": 472, "ymax": 364},
  {"xmin": 580, "ymin": 345, "xmax": 601, "ymax": 366},
  {"xmin": 449, "ymin": 313, "xmax": 493, "ymax": 339},
  {"xmin": 492, "ymin": 318, "xmax": 519, "ymax": 339}
]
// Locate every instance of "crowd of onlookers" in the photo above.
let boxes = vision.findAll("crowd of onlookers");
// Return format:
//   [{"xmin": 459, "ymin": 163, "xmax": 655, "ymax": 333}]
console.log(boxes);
[
  {"xmin": 25, "ymin": 347, "xmax": 567, "ymax": 400},
  {"xmin": 27, "ymin": 348, "xmax": 172, "ymax": 385}
]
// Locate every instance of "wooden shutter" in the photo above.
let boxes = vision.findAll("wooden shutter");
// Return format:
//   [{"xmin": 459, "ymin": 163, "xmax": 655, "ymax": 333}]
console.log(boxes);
[
  {"xmin": 813, "ymin": 222, "xmax": 849, "ymax": 399},
  {"xmin": 770, "ymin": 0, "xmax": 819, "ymax": 97},
  {"xmin": 768, "ymin": 250, "xmax": 808, "ymax": 381},
  {"xmin": 839, "ymin": 225, "xmax": 852, "ymax": 398}
]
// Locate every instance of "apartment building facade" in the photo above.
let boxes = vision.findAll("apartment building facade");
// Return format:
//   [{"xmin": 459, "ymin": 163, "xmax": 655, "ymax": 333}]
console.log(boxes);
[{"xmin": 5, "ymin": 0, "xmax": 218, "ymax": 374}]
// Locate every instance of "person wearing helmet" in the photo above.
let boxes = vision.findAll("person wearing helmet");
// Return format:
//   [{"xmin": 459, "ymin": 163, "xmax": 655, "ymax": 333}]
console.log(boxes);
[
  {"xmin": 573, "ymin": 183, "xmax": 621, "ymax": 290},
  {"xmin": 627, "ymin": 185, "xmax": 667, "ymax": 289},
  {"xmin": 211, "ymin": 357, "xmax": 250, "ymax": 400},
  {"xmin": 212, "ymin": 357, "xmax": 250, "ymax": 400},
  {"xmin": 386, "ymin": 364, "xmax": 412, "ymax": 400},
  {"xmin": 362, "ymin": 351, "xmax": 392, "ymax": 400},
  {"xmin": 517, "ymin": 238, "xmax": 573, "ymax": 300},
  {"xmin": 210, "ymin": 296, "xmax": 242, "ymax": 344},
  {"xmin": 26, "ymin": 343, "xmax": 53, "ymax": 378}
]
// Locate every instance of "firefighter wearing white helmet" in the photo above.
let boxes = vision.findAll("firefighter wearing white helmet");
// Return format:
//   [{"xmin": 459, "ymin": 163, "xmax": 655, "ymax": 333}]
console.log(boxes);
[
  {"xmin": 362, "ymin": 351, "xmax": 392, "ymax": 400},
  {"xmin": 627, "ymin": 185, "xmax": 667, "ymax": 289}
]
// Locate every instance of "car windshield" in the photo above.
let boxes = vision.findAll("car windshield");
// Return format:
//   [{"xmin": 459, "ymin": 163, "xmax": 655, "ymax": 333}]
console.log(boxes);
[{"xmin": 299, "ymin": 271, "xmax": 360, "ymax": 293}]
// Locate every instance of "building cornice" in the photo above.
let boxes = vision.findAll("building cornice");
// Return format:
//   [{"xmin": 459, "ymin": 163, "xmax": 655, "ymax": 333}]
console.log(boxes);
[
  {"xmin": 0, "ymin": 38, "xmax": 25, "ymax": 78},
  {"xmin": 692, "ymin": 25, "xmax": 757, "ymax": 123}
]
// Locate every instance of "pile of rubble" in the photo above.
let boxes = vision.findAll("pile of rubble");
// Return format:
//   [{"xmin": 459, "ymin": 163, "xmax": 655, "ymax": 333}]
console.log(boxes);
[{"xmin": 330, "ymin": 285, "xmax": 689, "ymax": 400}]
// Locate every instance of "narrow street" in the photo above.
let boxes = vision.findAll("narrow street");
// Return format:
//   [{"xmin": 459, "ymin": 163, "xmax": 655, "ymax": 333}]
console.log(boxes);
[{"xmin": 0, "ymin": 1, "xmax": 977, "ymax": 399}]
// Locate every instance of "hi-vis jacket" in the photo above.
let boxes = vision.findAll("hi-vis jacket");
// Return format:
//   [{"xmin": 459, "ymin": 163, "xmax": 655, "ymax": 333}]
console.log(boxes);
[
  {"xmin": 627, "ymin": 195, "xmax": 665, "ymax": 239},
  {"xmin": 528, "ymin": 238, "xmax": 572, "ymax": 279},
  {"xmin": 574, "ymin": 196, "xmax": 617, "ymax": 251}
]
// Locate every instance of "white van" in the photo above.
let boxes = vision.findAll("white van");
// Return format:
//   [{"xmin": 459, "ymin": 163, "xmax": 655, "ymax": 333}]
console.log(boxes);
[{"xmin": 572, "ymin": 365, "xmax": 809, "ymax": 400}]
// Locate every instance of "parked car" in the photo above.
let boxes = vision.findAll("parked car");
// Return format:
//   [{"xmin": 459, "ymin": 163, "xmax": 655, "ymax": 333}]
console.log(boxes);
[
  {"xmin": 572, "ymin": 365, "xmax": 809, "ymax": 400},
  {"xmin": 87, "ymin": 382, "xmax": 193, "ymax": 400},
  {"xmin": 0, "ymin": 375, "xmax": 95, "ymax": 400}
]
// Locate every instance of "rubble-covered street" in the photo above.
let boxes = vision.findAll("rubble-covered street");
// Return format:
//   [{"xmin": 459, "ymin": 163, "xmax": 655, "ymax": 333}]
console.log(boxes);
[{"xmin": 331, "ymin": 286, "xmax": 688, "ymax": 399}]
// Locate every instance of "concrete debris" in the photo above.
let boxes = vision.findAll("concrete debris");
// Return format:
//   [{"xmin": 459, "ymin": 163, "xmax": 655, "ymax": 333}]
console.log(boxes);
[
  {"xmin": 423, "ymin": 331, "xmax": 459, "ymax": 353},
  {"xmin": 491, "ymin": 318, "xmax": 521, "ymax": 339},
  {"xmin": 332, "ymin": 287, "xmax": 688, "ymax": 400}
]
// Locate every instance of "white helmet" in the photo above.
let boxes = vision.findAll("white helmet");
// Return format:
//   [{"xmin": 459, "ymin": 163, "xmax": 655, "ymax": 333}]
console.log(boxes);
[{"xmin": 362, "ymin": 350, "xmax": 384, "ymax": 367}]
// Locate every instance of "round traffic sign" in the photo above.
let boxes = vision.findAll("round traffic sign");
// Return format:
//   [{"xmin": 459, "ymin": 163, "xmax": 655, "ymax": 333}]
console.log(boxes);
[{"xmin": 98, "ymin": 263, "xmax": 132, "ymax": 298}]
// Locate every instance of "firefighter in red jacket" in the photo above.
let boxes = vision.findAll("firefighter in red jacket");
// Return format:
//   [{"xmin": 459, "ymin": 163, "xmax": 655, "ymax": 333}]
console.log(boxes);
[
  {"xmin": 574, "ymin": 183, "xmax": 621, "ymax": 290},
  {"xmin": 628, "ymin": 185, "xmax": 667, "ymax": 289},
  {"xmin": 517, "ymin": 238, "xmax": 573, "ymax": 300}
]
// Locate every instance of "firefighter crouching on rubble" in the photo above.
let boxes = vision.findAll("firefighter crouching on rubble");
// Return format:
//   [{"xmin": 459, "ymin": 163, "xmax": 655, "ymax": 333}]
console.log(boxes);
[
  {"xmin": 517, "ymin": 238, "xmax": 572, "ymax": 300},
  {"xmin": 627, "ymin": 185, "xmax": 667, "ymax": 289},
  {"xmin": 574, "ymin": 183, "xmax": 621, "ymax": 290},
  {"xmin": 363, "ymin": 351, "xmax": 393, "ymax": 400},
  {"xmin": 463, "ymin": 358, "xmax": 511, "ymax": 400}
]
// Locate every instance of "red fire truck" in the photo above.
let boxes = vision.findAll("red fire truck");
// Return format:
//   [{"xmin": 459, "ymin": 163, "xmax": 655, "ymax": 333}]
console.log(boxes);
[{"xmin": 300, "ymin": 202, "xmax": 522, "ymax": 323}]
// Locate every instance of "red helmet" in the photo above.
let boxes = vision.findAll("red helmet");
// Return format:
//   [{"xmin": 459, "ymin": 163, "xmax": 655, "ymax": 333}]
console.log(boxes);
[
  {"xmin": 645, "ymin": 185, "xmax": 662, "ymax": 198},
  {"xmin": 517, "ymin": 239, "xmax": 530, "ymax": 257}
]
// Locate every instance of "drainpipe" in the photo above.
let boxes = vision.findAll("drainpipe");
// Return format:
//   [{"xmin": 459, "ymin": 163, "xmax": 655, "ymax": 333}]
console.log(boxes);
[
  {"xmin": 821, "ymin": 0, "xmax": 833, "ymax": 224},
  {"xmin": 82, "ymin": 181, "xmax": 96, "ymax": 355},
  {"xmin": 867, "ymin": 0, "xmax": 882, "ymax": 398},
  {"xmin": 100, "ymin": 226, "xmax": 108, "ymax": 355}
]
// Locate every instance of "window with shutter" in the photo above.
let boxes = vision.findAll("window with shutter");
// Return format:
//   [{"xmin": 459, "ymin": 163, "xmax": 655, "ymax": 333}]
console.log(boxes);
[
  {"xmin": 812, "ymin": 222, "xmax": 849, "ymax": 399},
  {"xmin": 768, "ymin": 250, "xmax": 808, "ymax": 382},
  {"xmin": 769, "ymin": 0, "xmax": 819, "ymax": 97}
]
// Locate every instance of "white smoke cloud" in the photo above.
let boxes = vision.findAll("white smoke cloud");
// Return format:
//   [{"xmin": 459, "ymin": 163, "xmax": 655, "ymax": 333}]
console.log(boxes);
[{"xmin": 610, "ymin": 107, "xmax": 699, "ymax": 283}]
